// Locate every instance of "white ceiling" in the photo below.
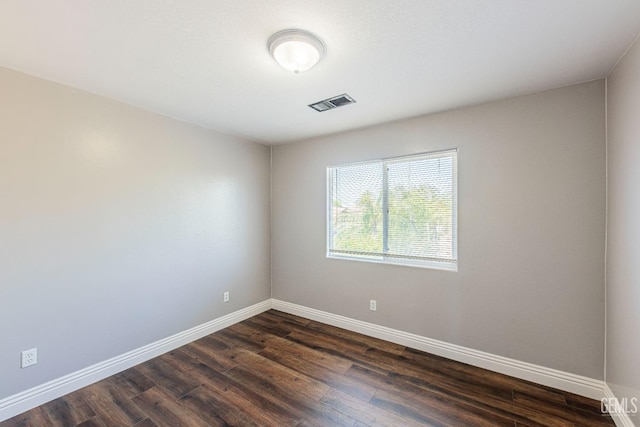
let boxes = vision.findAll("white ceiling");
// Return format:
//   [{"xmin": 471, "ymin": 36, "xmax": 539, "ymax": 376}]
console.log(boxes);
[{"xmin": 1, "ymin": 1, "xmax": 639, "ymax": 145}]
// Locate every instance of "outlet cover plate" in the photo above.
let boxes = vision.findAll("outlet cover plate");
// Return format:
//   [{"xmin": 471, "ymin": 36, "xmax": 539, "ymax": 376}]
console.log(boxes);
[{"xmin": 21, "ymin": 348, "xmax": 37, "ymax": 368}]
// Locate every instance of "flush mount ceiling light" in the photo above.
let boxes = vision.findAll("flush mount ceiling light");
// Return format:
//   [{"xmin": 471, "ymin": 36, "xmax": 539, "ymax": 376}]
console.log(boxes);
[{"xmin": 268, "ymin": 29, "xmax": 326, "ymax": 73}]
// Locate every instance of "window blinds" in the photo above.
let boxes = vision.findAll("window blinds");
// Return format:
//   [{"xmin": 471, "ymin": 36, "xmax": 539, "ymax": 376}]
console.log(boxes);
[{"xmin": 328, "ymin": 149, "xmax": 457, "ymax": 270}]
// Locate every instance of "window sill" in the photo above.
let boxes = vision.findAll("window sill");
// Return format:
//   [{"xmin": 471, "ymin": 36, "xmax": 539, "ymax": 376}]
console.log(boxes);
[{"xmin": 326, "ymin": 253, "xmax": 458, "ymax": 272}]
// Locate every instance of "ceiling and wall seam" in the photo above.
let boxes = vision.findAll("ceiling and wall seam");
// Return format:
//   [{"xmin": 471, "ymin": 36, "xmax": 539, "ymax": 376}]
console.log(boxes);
[
  {"xmin": 607, "ymin": 29, "xmax": 640, "ymax": 76},
  {"xmin": 2, "ymin": 2, "xmax": 637, "ymax": 144}
]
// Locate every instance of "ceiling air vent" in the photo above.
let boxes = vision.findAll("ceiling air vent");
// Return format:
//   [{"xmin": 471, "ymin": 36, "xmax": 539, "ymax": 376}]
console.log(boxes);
[{"xmin": 309, "ymin": 93, "xmax": 356, "ymax": 112}]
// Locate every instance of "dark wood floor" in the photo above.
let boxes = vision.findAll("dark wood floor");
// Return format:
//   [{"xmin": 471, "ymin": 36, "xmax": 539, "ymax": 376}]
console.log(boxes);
[{"xmin": 2, "ymin": 310, "xmax": 614, "ymax": 427}]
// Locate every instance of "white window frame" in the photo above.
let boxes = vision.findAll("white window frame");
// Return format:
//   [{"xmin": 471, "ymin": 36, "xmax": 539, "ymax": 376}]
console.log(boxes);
[{"xmin": 326, "ymin": 149, "xmax": 458, "ymax": 271}]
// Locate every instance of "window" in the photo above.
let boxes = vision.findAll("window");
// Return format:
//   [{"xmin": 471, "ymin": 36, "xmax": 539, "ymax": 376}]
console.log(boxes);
[{"xmin": 327, "ymin": 149, "xmax": 457, "ymax": 271}]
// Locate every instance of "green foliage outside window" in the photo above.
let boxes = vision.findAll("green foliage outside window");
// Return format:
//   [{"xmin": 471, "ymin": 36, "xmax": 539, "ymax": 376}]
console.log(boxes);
[{"xmin": 332, "ymin": 184, "xmax": 453, "ymax": 259}]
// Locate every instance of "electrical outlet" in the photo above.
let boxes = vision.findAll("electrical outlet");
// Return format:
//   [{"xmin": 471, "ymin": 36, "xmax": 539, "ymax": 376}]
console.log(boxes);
[
  {"xmin": 223, "ymin": 291, "xmax": 230, "ymax": 302},
  {"xmin": 21, "ymin": 348, "xmax": 37, "ymax": 368},
  {"xmin": 369, "ymin": 300, "xmax": 377, "ymax": 311}
]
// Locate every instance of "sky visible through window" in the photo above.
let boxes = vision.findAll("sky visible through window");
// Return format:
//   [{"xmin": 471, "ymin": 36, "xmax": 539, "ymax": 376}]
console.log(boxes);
[
  {"xmin": 329, "ymin": 151, "xmax": 456, "ymax": 267},
  {"xmin": 335, "ymin": 157, "xmax": 453, "ymax": 209}
]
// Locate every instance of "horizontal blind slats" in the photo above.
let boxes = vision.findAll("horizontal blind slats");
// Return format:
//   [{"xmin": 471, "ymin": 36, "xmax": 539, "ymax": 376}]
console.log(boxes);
[
  {"xmin": 329, "ymin": 248, "xmax": 457, "ymax": 263},
  {"xmin": 329, "ymin": 150, "xmax": 457, "ymax": 269}
]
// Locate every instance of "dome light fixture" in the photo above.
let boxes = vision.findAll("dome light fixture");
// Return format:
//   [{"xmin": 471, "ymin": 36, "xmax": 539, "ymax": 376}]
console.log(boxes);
[{"xmin": 268, "ymin": 29, "xmax": 326, "ymax": 73}]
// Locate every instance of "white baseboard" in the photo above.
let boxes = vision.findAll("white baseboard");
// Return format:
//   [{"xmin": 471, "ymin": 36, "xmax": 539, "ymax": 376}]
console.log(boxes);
[
  {"xmin": 0, "ymin": 299, "xmax": 271, "ymax": 423},
  {"xmin": 604, "ymin": 383, "xmax": 638, "ymax": 427},
  {"xmin": 0, "ymin": 298, "xmax": 608, "ymax": 423},
  {"xmin": 271, "ymin": 299, "xmax": 606, "ymax": 401}
]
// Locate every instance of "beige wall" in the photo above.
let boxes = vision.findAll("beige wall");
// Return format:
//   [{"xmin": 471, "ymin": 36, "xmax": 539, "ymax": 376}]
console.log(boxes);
[
  {"xmin": 606, "ymin": 36, "xmax": 640, "ymax": 404},
  {"xmin": 0, "ymin": 67, "xmax": 271, "ymax": 399},
  {"xmin": 272, "ymin": 80, "xmax": 606, "ymax": 379},
  {"xmin": 0, "ymin": 62, "xmax": 613, "ymax": 403}
]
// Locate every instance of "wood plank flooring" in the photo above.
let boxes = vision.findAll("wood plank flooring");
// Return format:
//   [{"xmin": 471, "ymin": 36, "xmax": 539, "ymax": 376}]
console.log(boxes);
[{"xmin": 1, "ymin": 310, "xmax": 615, "ymax": 426}]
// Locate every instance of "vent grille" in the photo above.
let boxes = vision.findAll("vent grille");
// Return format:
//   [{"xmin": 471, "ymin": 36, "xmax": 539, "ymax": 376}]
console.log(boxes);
[{"xmin": 309, "ymin": 93, "xmax": 356, "ymax": 112}]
